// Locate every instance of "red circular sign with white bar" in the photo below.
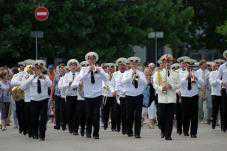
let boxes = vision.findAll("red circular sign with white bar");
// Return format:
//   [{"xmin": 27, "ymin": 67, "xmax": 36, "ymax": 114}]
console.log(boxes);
[{"xmin": 35, "ymin": 7, "xmax": 49, "ymax": 22}]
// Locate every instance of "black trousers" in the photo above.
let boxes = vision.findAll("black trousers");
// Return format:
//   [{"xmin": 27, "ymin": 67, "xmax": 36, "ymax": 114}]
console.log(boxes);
[
  {"xmin": 176, "ymin": 94, "xmax": 183, "ymax": 134},
  {"xmin": 24, "ymin": 102, "xmax": 31, "ymax": 136},
  {"xmin": 221, "ymin": 89, "xmax": 227, "ymax": 131},
  {"xmin": 102, "ymin": 97, "xmax": 115, "ymax": 130},
  {"xmin": 85, "ymin": 96, "xmax": 102, "ymax": 137},
  {"xmin": 15, "ymin": 100, "xmax": 25, "ymax": 133},
  {"xmin": 120, "ymin": 97, "xmax": 127, "ymax": 134},
  {"xmin": 158, "ymin": 103, "xmax": 175, "ymax": 139},
  {"xmin": 31, "ymin": 99, "xmax": 48, "ymax": 139},
  {"xmin": 181, "ymin": 95, "xmax": 198, "ymax": 136},
  {"xmin": 211, "ymin": 95, "xmax": 222, "ymax": 129},
  {"xmin": 112, "ymin": 100, "xmax": 121, "ymax": 132},
  {"xmin": 55, "ymin": 96, "xmax": 67, "ymax": 130},
  {"xmin": 65, "ymin": 96, "xmax": 78, "ymax": 133},
  {"xmin": 126, "ymin": 94, "xmax": 143, "ymax": 137},
  {"xmin": 75, "ymin": 100, "xmax": 86, "ymax": 134}
]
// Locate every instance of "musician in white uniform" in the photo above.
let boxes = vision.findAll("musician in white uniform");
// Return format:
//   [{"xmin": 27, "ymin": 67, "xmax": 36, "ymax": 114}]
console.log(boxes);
[
  {"xmin": 121, "ymin": 56, "xmax": 147, "ymax": 138},
  {"xmin": 75, "ymin": 61, "xmax": 89, "ymax": 136},
  {"xmin": 153, "ymin": 54, "xmax": 180, "ymax": 140},
  {"xmin": 20, "ymin": 65, "xmax": 34, "ymax": 137},
  {"xmin": 61, "ymin": 59, "xmax": 80, "ymax": 135},
  {"xmin": 102, "ymin": 63, "xmax": 118, "ymax": 131},
  {"xmin": 21, "ymin": 62, "xmax": 52, "ymax": 141},
  {"xmin": 11, "ymin": 62, "xmax": 26, "ymax": 134},
  {"xmin": 72, "ymin": 52, "xmax": 108, "ymax": 139},
  {"xmin": 209, "ymin": 61, "xmax": 222, "ymax": 129},
  {"xmin": 111, "ymin": 57, "xmax": 128, "ymax": 135},
  {"xmin": 180, "ymin": 58, "xmax": 201, "ymax": 138},
  {"xmin": 218, "ymin": 50, "xmax": 227, "ymax": 132},
  {"xmin": 53, "ymin": 64, "xmax": 67, "ymax": 131}
]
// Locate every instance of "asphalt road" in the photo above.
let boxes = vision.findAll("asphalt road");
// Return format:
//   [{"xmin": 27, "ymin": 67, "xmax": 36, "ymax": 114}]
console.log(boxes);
[{"xmin": 0, "ymin": 124, "xmax": 227, "ymax": 151}]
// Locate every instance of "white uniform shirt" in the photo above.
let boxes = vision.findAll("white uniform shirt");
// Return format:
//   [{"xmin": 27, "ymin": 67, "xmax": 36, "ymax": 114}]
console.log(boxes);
[
  {"xmin": 72, "ymin": 67, "xmax": 108, "ymax": 98},
  {"xmin": 153, "ymin": 69, "xmax": 180, "ymax": 104},
  {"xmin": 111, "ymin": 71, "xmax": 126, "ymax": 97},
  {"xmin": 218, "ymin": 62, "xmax": 227, "ymax": 90},
  {"xmin": 62, "ymin": 71, "xmax": 79, "ymax": 97},
  {"xmin": 209, "ymin": 70, "xmax": 222, "ymax": 96},
  {"xmin": 121, "ymin": 69, "xmax": 147, "ymax": 96},
  {"xmin": 179, "ymin": 69, "xmax": 201, "ymax": 97},
  {"xmin": 21, "ymin": 75, "xmax": 52, "ymax": 101}
]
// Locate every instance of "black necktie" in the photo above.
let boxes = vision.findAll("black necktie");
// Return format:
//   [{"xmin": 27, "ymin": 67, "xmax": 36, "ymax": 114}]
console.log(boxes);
[
  {"xmin": 133, "ymin": 80, "xmax": 138, "ymax": 88},
  {"xmin": 72, "ymin": 73, "xmax": 75, "ymax": 80},
  {"xmin": 37, "ymin": 78, "xmax": 41, "ymax": 94},
  {"xmin": 132, "ymin": 73, "xmax": 138, "ymax": 88},
  {"xmin": 167, "ymin": 70, "xmax": 170, "ymax": 77},
  {"xmin": 188, "ymin": 77, "xmax": 192, "ymax": 90},
  {"xmin": 91, "ymin": 71, "xmax": 95, "ymax": 84}
]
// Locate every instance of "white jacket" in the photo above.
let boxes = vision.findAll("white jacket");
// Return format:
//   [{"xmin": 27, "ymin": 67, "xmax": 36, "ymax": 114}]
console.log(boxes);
[{"xmin": 153, "ymin": 69, "xmax": 180, "ymax": 104}]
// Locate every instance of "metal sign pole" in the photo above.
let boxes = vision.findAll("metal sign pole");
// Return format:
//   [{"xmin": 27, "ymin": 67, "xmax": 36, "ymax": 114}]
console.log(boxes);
[{"xmin": 155, "ymin": 34, "xmax": 158, "ymax": 66}]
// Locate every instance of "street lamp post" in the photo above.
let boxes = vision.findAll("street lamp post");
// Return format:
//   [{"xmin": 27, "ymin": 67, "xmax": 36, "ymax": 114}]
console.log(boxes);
[{"xmin": 148, "ymin": 31, "xmax": 164, "ymax": 65}]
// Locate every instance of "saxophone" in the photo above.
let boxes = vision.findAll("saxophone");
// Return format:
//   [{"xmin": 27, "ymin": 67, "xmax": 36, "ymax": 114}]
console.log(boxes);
[
  {"xmin": 157, "ymin": 68, "xmax": 167, "ymax": 94},
  {"xmin": 78, "ymin": 81, "xmax": 84, "ymax": 98}
]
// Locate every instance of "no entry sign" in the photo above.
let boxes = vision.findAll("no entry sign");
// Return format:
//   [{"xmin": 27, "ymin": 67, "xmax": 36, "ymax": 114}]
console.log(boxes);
[{"xmin": 35, "ymin": 7, "xmax": 49, "ymax": 22}]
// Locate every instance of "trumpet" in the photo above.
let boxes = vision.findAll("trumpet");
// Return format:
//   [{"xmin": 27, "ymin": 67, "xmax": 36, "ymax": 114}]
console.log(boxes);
[
  {"xmin": 132, "ymin": 72, "xmax": 139, "ymax": 81},
  {"xmin": 90, "ymin": 64, "xmax": 99, "ymax": 73},
  {"xmin": 188, "ymin": 68, "xmax": 196, "ymax": 83}
]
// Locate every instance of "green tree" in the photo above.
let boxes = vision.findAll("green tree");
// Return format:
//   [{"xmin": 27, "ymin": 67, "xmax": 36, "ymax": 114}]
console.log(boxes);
[{"xmin": 0, "ymin": 0, "xmax": 194, "ymax": 66}]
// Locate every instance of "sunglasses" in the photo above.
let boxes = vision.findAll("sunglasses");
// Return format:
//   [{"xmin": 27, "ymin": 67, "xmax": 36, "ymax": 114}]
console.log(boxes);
[
  {"xmin": 69, "ymin": 63, "xmax": 78, "ymax": 66},
  {"xmin": 81, "ymin": 64, "xmax": 89, "ymax": 67},
  {"xmin": 129, "ymin": 60, "xmax": 139, "ymax": 63},
  {"xmin": 88, "ymin": 55, "xmax": 96, "ymax": 60},
  {"xmin": 107, "ymin": 65, "xmax": 115, "ymax": 68}
]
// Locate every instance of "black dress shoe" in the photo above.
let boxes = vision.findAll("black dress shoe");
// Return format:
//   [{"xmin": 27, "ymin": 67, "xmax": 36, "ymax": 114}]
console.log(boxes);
[
  {"xmin": 86, "ymin": 134, "xmax": 91, "ymax": 138},
  {"xmin": 127, "ymin": 133, "xmax": 133, "ymax": 137},
  {"xmin": 184, "ymin": 133, "xmax": 189, "ymax": 136},
  {"xmin": 62, "ymin": 126, "xmax": 66, "ymax": 131},
  {"xmin": 54, "ymin": 126, "xmax": 60, "ymax": 130},
  {"xmin": 135, "ymin": 135, "xmax": 141, "ymax": 139},
  {"xmin": 19, "ymin": 129, "xmax": 23, "ymax": 134},
  {"xmin": 33, "ymin": 135, "xmax": 38, "ymax": 139},
  {"xmin": 93, "ymin": 136, "xmax": 99, "ymax": 139},
  {"xmin": 165, "ymin": 137, "xmax": 172, "ymax": 140},
  {"xmin": 191, "ymin": 135, "xmax": 197, "ymax": 138},
  {"xmin": 161, "ymin": 132, "xmax": 165, "ymax": 138},
  {"xmin": 177, "ymin": 130, "xmax": 182, "ymax": 135},
  {"xmin": 73, "ymin": 132, "xmax": 79, "ymax": 136},
  {"xmin": 80, "ymin": 131, "xmax": 85, "ymax": 137},
  {"xmin": 23, "ymin": 131, "xmax": 27, "ymax": 135},
  {"xmin": 39, "ymin": 137, "xmax": 45, "ymax": 141}
]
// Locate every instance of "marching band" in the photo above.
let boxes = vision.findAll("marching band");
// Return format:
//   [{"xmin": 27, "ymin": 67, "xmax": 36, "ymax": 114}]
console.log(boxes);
[{"xmin": 1, "ymin": 50, "xmax": 227, "ymax": 141}]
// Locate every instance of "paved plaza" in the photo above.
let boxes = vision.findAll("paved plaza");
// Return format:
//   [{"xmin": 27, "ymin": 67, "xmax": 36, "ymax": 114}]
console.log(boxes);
[{"xmin": 0, "ymin": 124, "xmax": 227, "ymax": 151}]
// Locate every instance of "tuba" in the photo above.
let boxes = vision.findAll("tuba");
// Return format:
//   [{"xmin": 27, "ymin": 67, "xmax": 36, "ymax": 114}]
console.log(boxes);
[{"xmin": 11, "ymin": 86, "xmax": 24, "ymax": 101}]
